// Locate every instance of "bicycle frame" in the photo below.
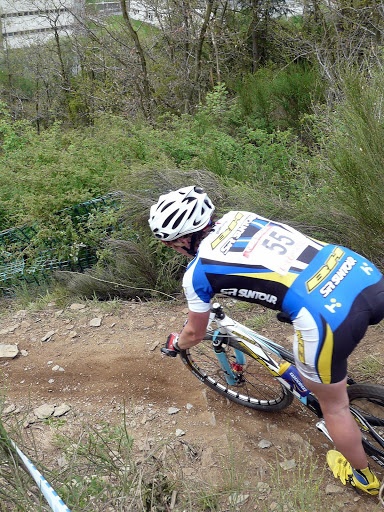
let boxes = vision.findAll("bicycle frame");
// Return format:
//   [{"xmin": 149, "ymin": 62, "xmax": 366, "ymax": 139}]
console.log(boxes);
[
  {"xmin": 207, "ymin": 302, "xmax": 384, "ymax": 456},
  {"xmin": 208, "ymin": 303, "xmax": 322, "ymax": 413}
]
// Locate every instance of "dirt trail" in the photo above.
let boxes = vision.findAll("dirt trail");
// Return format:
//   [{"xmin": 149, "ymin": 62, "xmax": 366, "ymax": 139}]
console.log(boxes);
[{"xmin": 0, "ymin": 299, "xmax": 383, "ymax": 511}]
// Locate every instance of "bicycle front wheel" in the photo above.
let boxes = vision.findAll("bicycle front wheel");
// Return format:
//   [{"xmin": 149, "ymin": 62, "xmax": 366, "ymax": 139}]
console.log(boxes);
[
  {"xmin": 348, "ymin": 383, "xmax": 384, "ymax": 468},
  {"xmin": 180, "ymin": 340, "xmax": 293, "ymax": 412}
]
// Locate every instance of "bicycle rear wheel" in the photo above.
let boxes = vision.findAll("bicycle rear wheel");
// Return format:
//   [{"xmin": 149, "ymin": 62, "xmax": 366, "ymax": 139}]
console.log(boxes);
[
  {"xmin": 180, "ymin": 338, "xmax": 293, "ymax": 412},
  {"xmin": 348, "ymin": 384, "xmax": 384, "ymax": 467}
]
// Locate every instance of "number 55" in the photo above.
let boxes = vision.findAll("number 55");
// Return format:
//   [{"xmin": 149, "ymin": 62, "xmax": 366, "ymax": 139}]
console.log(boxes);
[{"xmin": 261, "ymin": 230, "xmax": 294, "ymax": 255}]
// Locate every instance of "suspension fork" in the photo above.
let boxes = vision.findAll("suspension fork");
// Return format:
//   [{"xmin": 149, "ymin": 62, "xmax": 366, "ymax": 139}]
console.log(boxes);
[{"xmin": 211, "ymin": 330, "xmax": 246, "ymax": 385}]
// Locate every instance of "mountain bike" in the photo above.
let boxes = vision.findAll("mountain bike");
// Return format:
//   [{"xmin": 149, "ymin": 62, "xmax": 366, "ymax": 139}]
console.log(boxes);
[{"xmin": 178, "ymin": 302, "xmax": 384, "ymax": 469}]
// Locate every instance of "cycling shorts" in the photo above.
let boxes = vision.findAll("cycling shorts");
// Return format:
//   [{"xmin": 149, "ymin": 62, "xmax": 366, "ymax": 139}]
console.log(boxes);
[{"xmin": 291, "ymin": 277, "xmax": 384, "ymax": 384}]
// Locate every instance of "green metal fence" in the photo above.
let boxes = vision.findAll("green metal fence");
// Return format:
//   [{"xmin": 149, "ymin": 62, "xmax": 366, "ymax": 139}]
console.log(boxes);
[{"xmin": 0, "ymin": 193, "xmax": 121, "ymax": 292}]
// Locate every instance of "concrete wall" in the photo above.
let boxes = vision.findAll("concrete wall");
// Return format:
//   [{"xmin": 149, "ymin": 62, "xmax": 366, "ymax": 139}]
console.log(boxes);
[
  {"xmin": 0, "ymin": 1, "xmax": 304, "ymax": 49},
  {"xmin": 0, "ymin": 0, "xmax": 83, "ymax": 48},
  {"xmin": 0, "ymin": 0, "xmax": 158, "ymax": 48},
  {"xmin": 91, "ymin": 1, "xmax": 158, "ymax": 25}
]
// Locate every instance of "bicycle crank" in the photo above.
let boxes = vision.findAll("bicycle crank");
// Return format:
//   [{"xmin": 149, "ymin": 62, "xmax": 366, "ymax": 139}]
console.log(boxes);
[{"xmin": 316, "ymin": 419, "xmax": 333, "ymax": 442}]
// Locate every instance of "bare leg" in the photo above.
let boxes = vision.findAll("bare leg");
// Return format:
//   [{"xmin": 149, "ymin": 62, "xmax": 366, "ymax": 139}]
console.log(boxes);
[{"xmin": 301, "ymin": 375, "xmax": 368, "ymax": 469}]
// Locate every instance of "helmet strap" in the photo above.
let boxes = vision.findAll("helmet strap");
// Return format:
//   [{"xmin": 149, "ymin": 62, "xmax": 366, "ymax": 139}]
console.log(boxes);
[
  {"xmin": 185, "ymin": 220, "xmax": 215, "ymax": 256},
  {"xmin": 184, "ymin": 232, "xmax": 199, "ymax": 257}
]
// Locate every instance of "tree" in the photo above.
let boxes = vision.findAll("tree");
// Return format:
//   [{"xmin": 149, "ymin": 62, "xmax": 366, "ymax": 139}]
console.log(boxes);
[{"xmin": 120, "ymin": 0, "xmax": 154, "ymax": 118}]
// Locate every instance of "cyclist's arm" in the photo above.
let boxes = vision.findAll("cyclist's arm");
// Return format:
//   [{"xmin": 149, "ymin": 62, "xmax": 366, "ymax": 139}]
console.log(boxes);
[{"xmin": 178, "ymin": 310, "xmax": 210, "ymax": 350}]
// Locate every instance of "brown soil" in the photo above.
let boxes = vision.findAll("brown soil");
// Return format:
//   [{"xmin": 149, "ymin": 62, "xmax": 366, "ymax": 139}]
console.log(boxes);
[{"xmin": 1, "ymin": 298, "xmax": 383, "ymax": 511}]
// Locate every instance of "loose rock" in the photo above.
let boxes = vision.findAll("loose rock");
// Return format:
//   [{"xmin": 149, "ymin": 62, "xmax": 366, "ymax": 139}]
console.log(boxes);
[
  {"xmin": 53, "ymin": 404, "xmax": 71, "ymax": 417},
  {"xmin": 0, "ymin": 344, "xmax": 19, "ymax": 358},
  {"xmin": 257, "ymin": 482, "xmax": 271, "ymax": 494},
  {"xmin": 90, "ymin": 318, "xmax": 102, "ymax": 327},
  {"xmin": 0, "ymin": 325, "xmax": 19, "ymax": 335},
  {"xmin": 279, "ymin": 459, "xmax": 296, "ymax": 470},
  {"xmin": 228, "ymin": 493, "xmax": 249, "ymax": 506},
  {"xmin": 258, "ymin": 439, "xmax": 272, "ymax": 449},
  {"xmin": 3, "ymin": 404, "xmax": 17, "ymax": 415},
  {"xmin": 325, "ymin": 484, "xmax": 345, "ymax": 495},
  {"xmin": 34, "ymin": 404, "xmax": 55, "ymax": 419},
  {"xmin": 41, "ymin": 331, "xmax": 55, "ymax": 342},
  {"xmin": 69, "ymin": 303, "xmax": 86, "ymax": 310}
]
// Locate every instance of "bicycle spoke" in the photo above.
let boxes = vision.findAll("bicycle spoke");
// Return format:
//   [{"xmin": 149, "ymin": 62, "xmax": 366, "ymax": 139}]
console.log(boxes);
[
  {"xmin": 348, "ymin": 385, "xmax": 384, "ymax": 467},
  {"xmin": 182, "ymin": 339, "xmax": 293, "ymax": 411}
]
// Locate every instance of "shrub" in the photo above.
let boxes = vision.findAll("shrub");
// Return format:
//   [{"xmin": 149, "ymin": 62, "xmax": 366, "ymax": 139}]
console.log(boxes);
[
  {"xmin": 326, "ymin": 72, "xmax": 384, "ymax": 268},
  {"xmin": 56, "ymin": 168, "xmax": 229, "ymax": 299},
  {"xmin": 233, "ymin": 63, "xmax": 325, "ymax": 136}
]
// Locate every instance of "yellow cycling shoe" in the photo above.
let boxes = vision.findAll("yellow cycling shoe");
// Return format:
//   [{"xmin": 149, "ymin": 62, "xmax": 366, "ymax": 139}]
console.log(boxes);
[{"xmin": 326, "ymin": 450, "xmax": 380, "ymax": 495}]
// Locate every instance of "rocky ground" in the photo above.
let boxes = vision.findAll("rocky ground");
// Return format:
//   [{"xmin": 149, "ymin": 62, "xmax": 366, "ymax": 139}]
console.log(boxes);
[{"xmin": 0, "ymin": 298, "xmax": 383, "ymax": 511}]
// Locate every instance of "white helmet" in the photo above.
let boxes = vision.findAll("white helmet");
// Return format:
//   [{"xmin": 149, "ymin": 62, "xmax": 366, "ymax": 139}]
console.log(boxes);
[{"xmin": 148, "ymin": 186, "xmax": 215, "ymax": 241}]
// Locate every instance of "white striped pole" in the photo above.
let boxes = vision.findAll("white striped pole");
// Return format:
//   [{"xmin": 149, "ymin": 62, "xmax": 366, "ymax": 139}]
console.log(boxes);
[{"xmin": 10, "ymin": 440, "xmax": 71, "ymax": 512}]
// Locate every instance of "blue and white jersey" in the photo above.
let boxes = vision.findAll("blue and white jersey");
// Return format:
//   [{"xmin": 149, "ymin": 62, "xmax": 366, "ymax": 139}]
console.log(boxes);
[
  {"xmin": 182, "ymin": 211, "xmax": 382, "ymax": 320},
  {"xmin": 183, "ymin": 211, "xmax": 384, "ymax": 384},
  {"xmin": 182, "ymin": 211, "xmax": 326, "ymax": 313}
]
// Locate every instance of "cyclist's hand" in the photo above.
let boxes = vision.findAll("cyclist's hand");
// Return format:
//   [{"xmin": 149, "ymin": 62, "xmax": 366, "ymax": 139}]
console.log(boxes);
[{"xmin": 161, "ymin": 333, "xmax": 181, "ymax": 357}]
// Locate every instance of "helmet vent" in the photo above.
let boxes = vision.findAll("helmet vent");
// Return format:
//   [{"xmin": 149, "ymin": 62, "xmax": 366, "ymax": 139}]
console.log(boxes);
[
  {"xmin": 160, "ymin": 201, "xmax": 173, "ymax": 213},
  {"xmin": 148, "ymin": 185, "xmax": 215, "ymax": 241},
  {"xmin": 172, "ymin": 213, "xmax": 186, "ymax": 229},
  {"xmin": 163, "ymin": 210, "xmax": 178, "ymax": 227}
]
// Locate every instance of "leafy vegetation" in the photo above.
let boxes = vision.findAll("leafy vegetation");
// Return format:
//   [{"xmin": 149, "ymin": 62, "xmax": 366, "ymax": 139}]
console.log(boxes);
[
  {"xmin": 0, "ymin": 1, "xmax": 383, "ymax": 296},
  {"xmin": 1, "ymin": 68, "xmax": 384, "ymax": 297},
  {"xmin": 264, "ymin": 450, "xmax": 334, "ymax": 512}
]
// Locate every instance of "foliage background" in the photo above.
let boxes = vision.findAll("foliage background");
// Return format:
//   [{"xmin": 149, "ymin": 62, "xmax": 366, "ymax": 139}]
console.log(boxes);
[{"xmin": 1, "ymin": 0, "xmax": 384, "ymax": 296}]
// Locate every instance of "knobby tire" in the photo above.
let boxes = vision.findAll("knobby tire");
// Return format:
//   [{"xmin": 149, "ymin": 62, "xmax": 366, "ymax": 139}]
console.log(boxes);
[
  {"xmin": 180, "ymin": 338, "xmax": 293, "ymax": 412},
  {"xmin": 348, "ymin": 383, "xmax": 384, "ymax": 467}
]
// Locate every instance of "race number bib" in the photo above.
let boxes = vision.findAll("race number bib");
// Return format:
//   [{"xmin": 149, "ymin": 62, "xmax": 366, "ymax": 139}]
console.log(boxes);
[{"xmin": 243, "ymin": 224, "xmax": 308, "ymax": 275}]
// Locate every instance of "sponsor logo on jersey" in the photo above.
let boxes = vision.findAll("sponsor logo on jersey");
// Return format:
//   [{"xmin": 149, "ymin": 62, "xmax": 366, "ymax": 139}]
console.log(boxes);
[
  {"xmin": 324, "ymin": 298, "xmax": 342, "ymax": 312},
  {"xmin": 220, "ymin": 287, "xmax": 278, "ymax": 304},
  {"xmin": 319, "ymin": 256, "xmax": 357, "ymax": 298},
  {"xmin": 211, "ymin": 212, "xmax": 244, "ymax": 250},
  {"xmin": 305, "ymin": 247, "xmax": 345, "ymax": 293},
  {"xmin": 220, "ymin": 217, "xmax": 253, "ymax": 255}
]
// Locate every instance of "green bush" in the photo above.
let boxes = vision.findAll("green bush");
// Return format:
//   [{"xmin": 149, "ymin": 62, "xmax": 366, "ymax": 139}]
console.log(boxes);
[
  {"xmin": 234, "ymin": 63, "xmax": 325, "ymax": 136},
  {"xmin": 58, "ymin": 168, "xmax": 229, "ymax": 299},
  {"xmin": 0, "ymin": 116, "xmax": 134, "ymax": 227},
  {"xmin": 327, "ymin": 72, "xmax": 384, "ymax": 268},
  {"xmin": 4, "ymin": 68, "xmax": 384, "ymax": 297}
]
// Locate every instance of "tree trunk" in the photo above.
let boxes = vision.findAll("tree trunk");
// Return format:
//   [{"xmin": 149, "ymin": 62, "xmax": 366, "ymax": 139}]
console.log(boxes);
[
  {"xmin": 120, "ymin": 0, "xmax": 152, "ymax": 119},
  {"xmin": 188, "ymin": 0, "xmax": 215, "ymax": 103},
  {"xmin": 250, "ymin": 0, "xmax": 260, "ymax": 72}
]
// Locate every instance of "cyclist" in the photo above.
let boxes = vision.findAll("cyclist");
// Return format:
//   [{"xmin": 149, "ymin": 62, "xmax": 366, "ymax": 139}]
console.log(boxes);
[{"xmin": 149, "ymin": 185, "xmax": 384, "ymax": 496}]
